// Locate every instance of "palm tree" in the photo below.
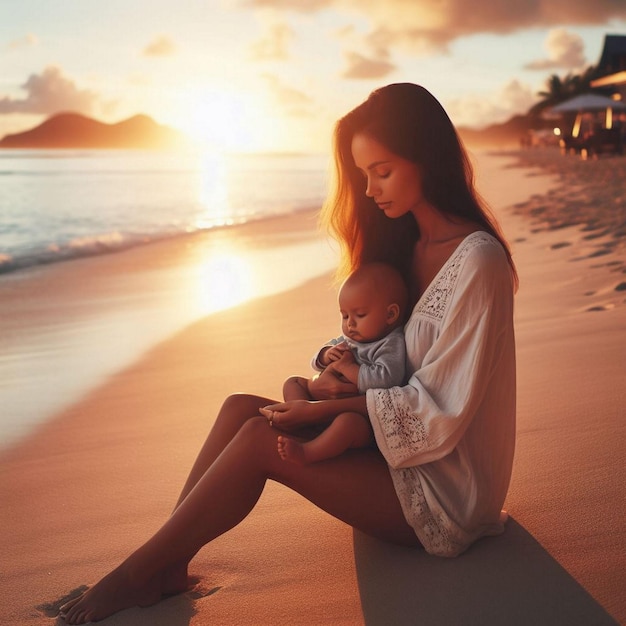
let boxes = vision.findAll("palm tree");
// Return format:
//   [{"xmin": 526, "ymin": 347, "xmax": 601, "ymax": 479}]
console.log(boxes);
[
  {"xmin": 538, "ymin": 74, "xmax": 567, "ymax": 105},
  {"xmin": 530, "ymin": 66, "xmax": 607, "ymax": 119}
]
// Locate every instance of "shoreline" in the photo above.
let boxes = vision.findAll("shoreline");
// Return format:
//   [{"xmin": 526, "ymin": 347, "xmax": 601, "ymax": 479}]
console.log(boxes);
[
  {"xmin": 1, "ymin": 150, "xmax": 624, "ymax": 624},
  {"xmin": 0, "ymin": 208, "xmax": 336, "ymax": 451},
  {"xmin": 0, "ymin": 207, "xmax": 324, "ymax": 277}
]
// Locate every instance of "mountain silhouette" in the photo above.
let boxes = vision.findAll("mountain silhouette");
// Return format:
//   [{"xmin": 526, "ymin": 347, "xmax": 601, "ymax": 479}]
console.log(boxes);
[
  {"xmin": 458, "ymin": 114, "xmax": 555, "ymax": 147},
  {"xmin": 0, "ymin": 112, "xmax": 189, "ymax": 149}
]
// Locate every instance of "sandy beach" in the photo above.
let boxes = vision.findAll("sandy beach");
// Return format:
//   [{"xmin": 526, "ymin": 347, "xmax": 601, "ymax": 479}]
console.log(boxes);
[{"xmin": 1, "ymin": 149, "xmax": 624, "ymax": 625}]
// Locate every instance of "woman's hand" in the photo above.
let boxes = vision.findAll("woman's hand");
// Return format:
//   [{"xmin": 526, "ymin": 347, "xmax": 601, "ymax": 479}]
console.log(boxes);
[
  {"xmin": 260, "ymin": 400, "xmax": 322, "ymax": 432},
  {"xmin": 308, "ymin": 365, "xmax": 359, "ymax": 399}
]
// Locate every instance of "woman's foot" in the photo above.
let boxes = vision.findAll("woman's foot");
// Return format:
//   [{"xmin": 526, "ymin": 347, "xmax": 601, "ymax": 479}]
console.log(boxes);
[
  {"xmin": 277, "ymin": 435, "xmax": 309, "ymax": 465},
  {"xmin": 160, "ymin": 562, "xmax": 190, "ymax": 597},
  {"xmin": 59, "ymin": 563, "xmax": 162, "ymax": 624},
  {"xmin": 499, "ymin": 510, "xmax": 509, "ymax": 524}
]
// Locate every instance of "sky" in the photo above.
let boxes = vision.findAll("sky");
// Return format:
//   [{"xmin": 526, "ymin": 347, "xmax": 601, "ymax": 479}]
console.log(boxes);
[{"xmin": 1, "ymin": 0, "xmax": 625, "ymax": 153}]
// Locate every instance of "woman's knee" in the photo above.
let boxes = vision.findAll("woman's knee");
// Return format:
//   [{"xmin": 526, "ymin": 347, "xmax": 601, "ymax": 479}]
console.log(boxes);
[
  {"xmin": 217, "ymin": 393, "xmax": 270, "ymax": 426},
  {"xmin": 234, "ymin": 416, "xmax": 282, "ymax": 465},
  {"xmin": 221, "ymin": 392, "xmax": 260, "ymax": 412}
]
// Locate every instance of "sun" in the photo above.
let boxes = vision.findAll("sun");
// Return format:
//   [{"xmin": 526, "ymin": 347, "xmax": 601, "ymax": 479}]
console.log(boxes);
[{"xmin": 174, "ymin": 86, "xmax": 257, "ymax": 152}]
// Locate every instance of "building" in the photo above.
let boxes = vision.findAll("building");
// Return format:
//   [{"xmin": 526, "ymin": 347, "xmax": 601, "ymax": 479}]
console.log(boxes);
[{"xmin": 591, "ymin": 34, "xmax": 626, "ymax": 100}]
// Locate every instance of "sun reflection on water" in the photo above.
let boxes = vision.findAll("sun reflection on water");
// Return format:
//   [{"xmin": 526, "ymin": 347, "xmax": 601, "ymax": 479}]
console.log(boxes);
[
  {"xmin": 194, "ymin": 251, "xmax": 254, "ymax": 315},
  {"xmin": 193, "ymin": 150, "xmax": 233, "ymax": 230}
]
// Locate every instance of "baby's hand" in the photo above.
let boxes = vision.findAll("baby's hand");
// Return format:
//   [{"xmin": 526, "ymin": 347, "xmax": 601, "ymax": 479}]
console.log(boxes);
[
  {"xmin": 325, "ymin": 341, "xmax": 350, "ymax": 363},
  {"xmin": 327, "ymin": 341, "xmax": 352, "ymax": 362},
  {"xmin": 333, "ymin": 349, "xmax": 356, "ymax": 375},
  {"xmin": 328, "ymin": 349, "xmax": 359, "ymax": 386},
  {"xmin": 337, "ymin": 349, "xmax": 356, "ymax": 366}
]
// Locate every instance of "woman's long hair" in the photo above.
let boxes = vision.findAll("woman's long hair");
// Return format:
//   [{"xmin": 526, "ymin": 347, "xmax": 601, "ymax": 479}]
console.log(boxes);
[{"xmin": 321, "ymin": 83, "xmax": 517, "ymax": 288}]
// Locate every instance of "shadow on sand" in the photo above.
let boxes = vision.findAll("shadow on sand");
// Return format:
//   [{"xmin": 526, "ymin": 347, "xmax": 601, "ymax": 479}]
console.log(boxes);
[{"xmin": 354, "ymin": 519, "xmax": 618, "ymax": 626}]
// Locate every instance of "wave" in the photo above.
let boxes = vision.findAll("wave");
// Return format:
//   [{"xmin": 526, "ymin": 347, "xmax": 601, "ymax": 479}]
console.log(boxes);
[
  {"xmin": 0, "ymin": 207, "xmax": 318, "ymax": 276},
  {"xmin": 0, "ymin": 231, "xmax": 174, "ymax": 274}
]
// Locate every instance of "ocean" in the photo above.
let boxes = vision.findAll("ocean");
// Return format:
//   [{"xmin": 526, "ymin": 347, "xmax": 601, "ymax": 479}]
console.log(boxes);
[
  {"xmin": 0, "ymin": 149, "xmax": 336, "ymax": 449},
  {"xmin": 0, "ymin": 149, "xmax": 330, "ymax": 273}
]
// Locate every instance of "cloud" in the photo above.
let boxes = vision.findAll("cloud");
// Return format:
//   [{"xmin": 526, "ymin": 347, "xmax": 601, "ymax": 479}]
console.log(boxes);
[
  {"xmin": 342, "ymin": 51, "xmax": 396, "ymax": 79},
  {"xmin": 245, "ymin": 0, "xmax": 333, "ymax": 11},
  {"xmin": 248, "ymin": 0, "xmax": 626, "ymax": 50},
  {"xmin": 360, "ymin": 0, "xmax": 626, "ymax": 52},
  {"xmin": 250, "ymin": 21, "xmax": 294, "ymax": 60},
  {"xmin": 333, "ymin": 21, "xmax": 396, "ymax": 79},
  {"xmin": 0, "ymin": 66, "xmax": 98, "ymax": 115},
  {"xmin": 7, "ymin": 33, "xmax": 38, "ymax": 50},
  {"xmin": 262, "ymin": 74, "xmax": 316, "ymax": 116},
  {"xmin": 143, "ymin": 35, "xmax": 177, "ymax": 57},
  {"xmin": 524, "ymin": 28, "xmax": 587, "ymax": 70},
  {"xmin": 446, "ymin": 79, "xmax": 537, "ymax": 129}
]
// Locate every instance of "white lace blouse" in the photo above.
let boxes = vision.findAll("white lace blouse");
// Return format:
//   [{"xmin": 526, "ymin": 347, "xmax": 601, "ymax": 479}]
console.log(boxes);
[{"xmin": 366, "ymin": 231, "xmax": 516, "ymax": 557}]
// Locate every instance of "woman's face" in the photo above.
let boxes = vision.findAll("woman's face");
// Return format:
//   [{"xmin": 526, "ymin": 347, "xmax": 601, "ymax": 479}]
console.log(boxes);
[{"xmin": 351, "ymin": 132, "xmax": 425, "ymax": 219}]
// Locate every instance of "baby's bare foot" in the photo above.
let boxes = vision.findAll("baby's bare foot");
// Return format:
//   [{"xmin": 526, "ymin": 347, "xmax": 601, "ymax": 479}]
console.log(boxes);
[
  {"xmin": 59, "ymin": 564, "xmax": 161, "ymax": 624},
  {"xmin": 277, "ymin": 435, "xmax": 308, "ymax": 465}
]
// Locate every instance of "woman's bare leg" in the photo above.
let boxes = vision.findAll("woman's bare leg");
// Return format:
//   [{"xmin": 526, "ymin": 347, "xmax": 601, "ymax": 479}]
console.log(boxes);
[
  {"xmin": 60, "ymin": 413, "xmax": 418, "ymax": 624},
  {"xmin": 160, "ymin": 394, "xmax": 276, "ymax": 599},
  {"xmin": 173, "ymin": 393, "xmax": 275, "ymax": 510}
]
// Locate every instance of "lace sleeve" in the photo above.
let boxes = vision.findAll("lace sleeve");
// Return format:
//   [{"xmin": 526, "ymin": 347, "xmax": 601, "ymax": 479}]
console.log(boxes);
[{"xmin": 368, "ymin": 386, "xmax": 428, "ymax": 453}]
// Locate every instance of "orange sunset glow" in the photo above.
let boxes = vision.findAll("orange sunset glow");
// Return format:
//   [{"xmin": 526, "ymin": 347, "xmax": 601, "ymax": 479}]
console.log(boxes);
[{"xmin": 1, "ymin": 2, "xmax": 625, "ymax": 153}]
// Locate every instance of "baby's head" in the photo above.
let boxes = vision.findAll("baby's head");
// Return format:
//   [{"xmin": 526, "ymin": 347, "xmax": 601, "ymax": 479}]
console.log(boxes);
[{"xmin": 338, "ymin": 262, "xmax": 408, "ymax": 343}]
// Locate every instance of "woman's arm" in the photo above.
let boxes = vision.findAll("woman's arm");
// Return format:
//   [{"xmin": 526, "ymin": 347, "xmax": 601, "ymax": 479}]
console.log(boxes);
[
  {"xmin": 326, "ymin": 350, "xmax": 360, "ymax": 386},
  {"xmin": 308, "ymin": 364, "xmax": 359, "ymax": 399},
  {"xmin": 262, "ymin": 394, "xmax": 368, "ymax": 432}
]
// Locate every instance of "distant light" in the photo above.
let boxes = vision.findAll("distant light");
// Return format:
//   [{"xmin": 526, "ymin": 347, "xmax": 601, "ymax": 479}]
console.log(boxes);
[
  {"xmin": 611, "ymin": 94, "xmax": 622, "ymax": 102},
  {"xmin": 553, "ymin": 127, "xmax": 561, "ymax": 136}
]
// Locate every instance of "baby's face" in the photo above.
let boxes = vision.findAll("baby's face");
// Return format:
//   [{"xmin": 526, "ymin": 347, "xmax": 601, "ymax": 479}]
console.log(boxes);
[{"xmin": 339, "ymin": 283, "xmax": 394, "ymax": 343}]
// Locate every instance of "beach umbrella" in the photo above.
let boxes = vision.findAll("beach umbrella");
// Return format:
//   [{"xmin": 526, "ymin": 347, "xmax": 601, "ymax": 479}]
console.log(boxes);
[
  {"xmin": 549, "ymin": 93, "xmax": 626, "ymax": 138},
  {"xmin": 550, "ymin": 93, "xmax": 626, "ymax": 113}
]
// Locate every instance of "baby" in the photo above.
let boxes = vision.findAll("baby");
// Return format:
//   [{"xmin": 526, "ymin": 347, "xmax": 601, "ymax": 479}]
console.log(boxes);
[{"xmin": 276, "ymin": 262, "xmax": 408, "ymax": 465}]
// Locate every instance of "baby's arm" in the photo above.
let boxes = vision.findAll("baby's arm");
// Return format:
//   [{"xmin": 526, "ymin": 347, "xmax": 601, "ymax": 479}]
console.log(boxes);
[{"xmin": 356, "ymin": 332, "xmax": 406, "ymax": 391}]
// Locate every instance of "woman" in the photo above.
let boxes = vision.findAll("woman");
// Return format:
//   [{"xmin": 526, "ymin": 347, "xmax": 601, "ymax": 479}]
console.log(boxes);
[{"xmin": 60, "ymin": 83, "xmax": 517, "ymax": 624}]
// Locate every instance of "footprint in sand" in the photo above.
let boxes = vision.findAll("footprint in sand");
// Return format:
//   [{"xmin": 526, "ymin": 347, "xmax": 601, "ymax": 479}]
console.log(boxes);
[
  {"xmin": 186, "ymin": 582, "xmax": 222, "ymax": 601},
  {"xmin": 586, "ymin": 303, "xmax": 616, "ymax": 312},
  {"xmin": 587, "ymin": 248, "xmax": 612, "ymax": 259},
  {"xmin": 583, "ymin": 230, "xmax": 611, "ymax": 240},
  {"xmin": 550, "ymin": 241, "xmax": 572, "ymax": 250}
]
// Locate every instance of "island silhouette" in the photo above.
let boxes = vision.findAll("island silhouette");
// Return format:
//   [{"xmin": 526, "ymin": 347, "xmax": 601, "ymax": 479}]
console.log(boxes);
[
  {"xmin": 0, "ymin": 112, "xmax": 190, "ymax": 149},
  {"xmin": 0, "ymin": 109, "xmax": 555, "ymax": 151}
]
